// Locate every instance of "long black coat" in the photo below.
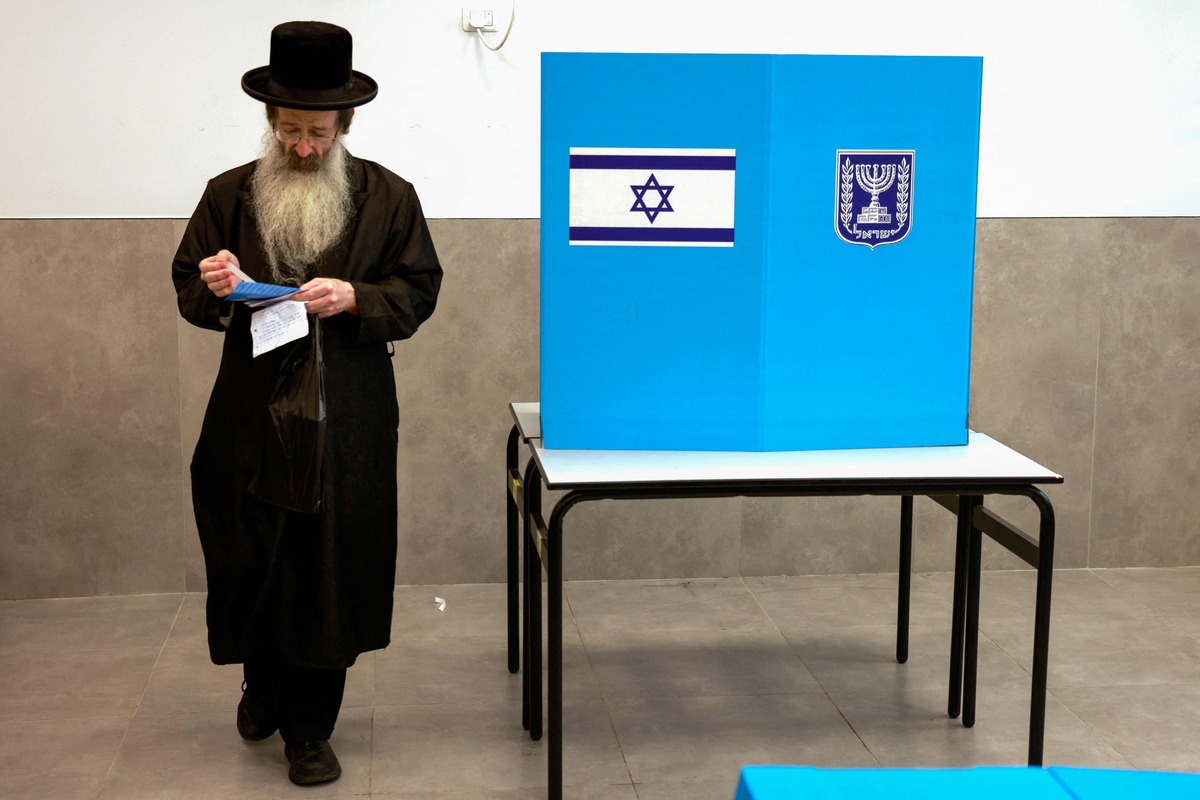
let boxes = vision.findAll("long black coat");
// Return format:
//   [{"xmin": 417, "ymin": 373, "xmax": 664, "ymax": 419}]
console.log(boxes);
[{"xmin": 172, "ymin": 156, "xmax": 442, "ymax": 669}]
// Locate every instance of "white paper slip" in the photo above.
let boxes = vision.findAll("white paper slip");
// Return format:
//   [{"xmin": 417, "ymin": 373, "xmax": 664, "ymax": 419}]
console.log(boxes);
[
  {"xmin": 250, "ymin": 300, "xmax": 309, "ymax": 358},
  {"xmin": 227, "ymin": 263, "xmax": 254, "ymax": 283}
]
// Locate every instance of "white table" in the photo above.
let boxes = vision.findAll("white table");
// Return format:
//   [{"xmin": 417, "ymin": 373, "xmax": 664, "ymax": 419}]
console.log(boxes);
[{"xmin": 503, "ymin": 403, "xmax": 1062, "ymax": 800}]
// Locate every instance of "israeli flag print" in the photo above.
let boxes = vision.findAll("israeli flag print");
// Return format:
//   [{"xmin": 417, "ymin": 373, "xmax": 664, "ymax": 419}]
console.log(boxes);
[{"xmin": 568, "ymin": 148, "xmax": 736, "ymax": 247}]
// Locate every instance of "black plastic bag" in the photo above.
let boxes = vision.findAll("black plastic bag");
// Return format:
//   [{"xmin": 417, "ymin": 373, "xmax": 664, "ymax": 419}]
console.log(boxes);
[{"xmin": 249, "ymin": 317, "xmax": 326, "ymax": 513}]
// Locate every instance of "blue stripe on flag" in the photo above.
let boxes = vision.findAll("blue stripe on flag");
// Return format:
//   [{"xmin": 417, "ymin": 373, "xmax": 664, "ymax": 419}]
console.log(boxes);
[
  {"xmin": 569, "ymin": 226, "xmax": 735, "ymax": 243},
  {"xmin": 569, "ymin": 155, "xmax": 736, "ymax": 171}
]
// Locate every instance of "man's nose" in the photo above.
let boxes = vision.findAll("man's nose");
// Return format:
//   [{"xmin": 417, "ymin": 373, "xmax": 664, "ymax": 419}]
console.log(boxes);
[{"xmin": 294, "ymin": 136, "xmax": 314, "ymax": 157}]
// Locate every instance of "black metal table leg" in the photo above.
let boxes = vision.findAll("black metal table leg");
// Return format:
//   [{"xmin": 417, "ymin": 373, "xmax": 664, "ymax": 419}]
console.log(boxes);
[
  {"xmin": 526, "ymin": 461, "xmax": 543, "ymax": 741},
  {"xmin": 547, "ymin": 498, "xmax": 570, "ymax": 800},
  {"xmin": 897, "ymin": 495, "xmax": 913, "ymax": 664},
  {"xmin": 506, "ymin": 426, "xmax": 520, "ymax": 675},
  {"xmin": 521, "ymin": 461, "xmax": 532, "ymax": 731},
  {"xmin": 962, "ymin": 495, "xmax": 983, "ymax": 728},
  {"xmin": 1028, "ymin": 488, "xmax": 1056, "ymax": 766},
  {"xmin": 947, "ymin": 494, "xmax": 970, "ymax": 719}
]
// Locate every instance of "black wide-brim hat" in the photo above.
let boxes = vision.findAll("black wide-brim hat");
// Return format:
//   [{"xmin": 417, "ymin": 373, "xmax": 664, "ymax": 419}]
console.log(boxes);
[{"xmin": 242, "ymin": 21, "xmax": 378, "ymax": 110}]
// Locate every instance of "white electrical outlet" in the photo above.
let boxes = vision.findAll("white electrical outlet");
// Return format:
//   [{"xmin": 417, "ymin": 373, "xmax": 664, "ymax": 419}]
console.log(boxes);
[{"xmin": 461, "ymin": 8, "xmax": 496, "ymax": 32}]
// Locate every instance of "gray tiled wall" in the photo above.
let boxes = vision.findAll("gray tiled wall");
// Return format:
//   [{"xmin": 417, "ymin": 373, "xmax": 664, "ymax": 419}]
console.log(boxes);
[{"xmin": 0, "ymin": 217, "xmax": 1197, "ymax": 599}]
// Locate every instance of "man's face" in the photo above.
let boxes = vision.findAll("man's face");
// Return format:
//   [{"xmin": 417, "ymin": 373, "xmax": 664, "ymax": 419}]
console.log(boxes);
[{"xmin": 273, "ymin": 108, "xmax": 341, "ymax": 172}]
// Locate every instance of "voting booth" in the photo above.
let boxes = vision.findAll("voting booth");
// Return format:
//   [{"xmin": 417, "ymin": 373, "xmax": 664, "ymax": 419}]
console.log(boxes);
[{"xmin": 541, "ymin": 53, "xmax": 983, "ymax": 451}]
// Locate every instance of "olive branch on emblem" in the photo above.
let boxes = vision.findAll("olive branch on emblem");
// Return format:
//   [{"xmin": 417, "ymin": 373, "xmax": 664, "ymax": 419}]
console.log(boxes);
[
  {"xmin": 895, "ymin": 158, "xmax": 910, "ymax": 227},
  {"xmin": 840, "ymin": 159, "xmax": 855, "ymax": 227}
]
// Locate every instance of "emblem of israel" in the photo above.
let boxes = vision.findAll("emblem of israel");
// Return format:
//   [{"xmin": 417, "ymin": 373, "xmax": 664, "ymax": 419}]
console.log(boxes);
[{"xmin": 835, "ymin": 150, "xmax": 914, "ymax": 249}]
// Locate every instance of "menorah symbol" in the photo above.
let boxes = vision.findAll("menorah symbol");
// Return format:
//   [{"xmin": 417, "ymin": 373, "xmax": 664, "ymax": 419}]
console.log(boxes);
[{"xmin": 854, "ymin": 163, "xmax": 897, "ymax": 225}]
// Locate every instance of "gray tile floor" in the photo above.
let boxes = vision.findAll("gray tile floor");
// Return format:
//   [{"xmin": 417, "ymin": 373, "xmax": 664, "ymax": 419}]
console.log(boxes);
[{"xmin": 3, "ymin": 567, "xmax": 1200, "ymax": 799}]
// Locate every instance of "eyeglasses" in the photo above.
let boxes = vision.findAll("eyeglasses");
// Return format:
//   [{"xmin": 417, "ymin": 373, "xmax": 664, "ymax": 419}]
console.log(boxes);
[{"xmin": 273, "ymin": 127, "xmax": 339, "ymax": 146}]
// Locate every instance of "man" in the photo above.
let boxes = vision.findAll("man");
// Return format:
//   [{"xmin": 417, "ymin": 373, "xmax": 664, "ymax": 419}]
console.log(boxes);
[{"xmin": 172, "ymin": 21, "xmax": 442, "ymax": 785}]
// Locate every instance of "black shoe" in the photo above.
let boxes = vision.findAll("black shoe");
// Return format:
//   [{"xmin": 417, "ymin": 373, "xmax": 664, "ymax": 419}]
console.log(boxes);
[
  {"xmin": 284, "ymin": 739, "xmax": 342, "ymax": 785},
  {"xmin": 236, "ymin": 680, "xmax": 278, "ymax": 741}
]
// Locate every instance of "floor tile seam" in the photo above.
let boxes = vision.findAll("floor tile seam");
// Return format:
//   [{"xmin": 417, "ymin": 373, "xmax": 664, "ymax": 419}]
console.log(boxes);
[
  {"xmin": 565, "ymin": 576, "xmax": 747, "ymax": 586},
  {"xmin": 386, "ymin": 635, "xmax": 519, "ymax": 645},
  {"xmin": 152, "ymin": 642, "xmax": 218, "ymax": 653},
  {"xmin": 767, "ymin": 600, "xmax": 878, "ymax": 764},
  {"xmin": 565, "ymin": 574, "xmax": 751, "ymax": 589},
  {"xmin": 756, "ymin": 569, "xmax": 908, "ymax": 580},
  {"xmin": 743, "ymin": 575, "xmax": 831, "ymax": 685},
  {"xmin": 596, "ymin": 689, "xmax": 638, "ymax": 790},
  {"xmin": 366, "ymin": 692, "xmax": 594, "ymax": 712},
  {"xmin": 1050, "ymin": 680, "xmax": 1200, "ymax": 695},
  {"xmin": 978, "ymin": 616, "xmax": 1200, "ymax": 650},
  {"xmin": 568, "ymin": 596, "xmax": 759, "ymax": 619},
  {"xmin": 570, "ymin": 587, "xmax": 621, "ymax": 694},
  {"xmin": 98, "ymin": 707, "xmax": 261, "ymax": 718},
  {"xmin": 0, "ymin": 591, "xmax": 189, "ymax": 605},
  {"xmin": 976, "ymin": 603, "xmax": 1182, "ymax": 630},
  {"xmin": 1082, "ymin": 567, "xmax": 1176, "ymax": 620},
  {"xmin": 743, "ymin": 583, "xmax": 910, "ymax": 598},
  {"xmin": 600, "ymin": 689, "xmax": 847, "ymax": 703},
  {"xmin": 977, "ymin": 626, "xmax": 1029, "ymax": 661},
  {"xmin": 367, "ymin": 650, "xmax": 379, "ymax": 714},
  {"xmin": 1092, "ymin": 566, "xmax": 1200, "ymax": 575},
  {"xmin": 577, "ymin": 623, "xmax": 794, "ymax": 641},
  {"xmin": 972, "ymin": 611, "xmax": 1160, "ymax": 631},
  {"xmin": 119, "ymin": 599, "xmax": 178, "ymax": 773},
  {"xmin": 576, "ymin": 622, "xmax": 780, "ymax": 638},
  {"xmin": 608, "ymin": 682, "xmax": 819, "ymax": 707},
  {"xmin": 1045, "ymin": 685, "xmax": 1137, "ymax": 768},
  {"xmin": 825, "ymin": 696, "xmax": 883, "ymax": 768},
  {"xmin": 368, "ymin": 698, "xmax": 596, "ymax": 712},
  {"xmin": 393, "ymin": 581, "xmax": 514, "ymax": 590},
  {"xmin": 0, "ymin": 644, "xmax": 172, "ymax": 657},
  {"xmin": 771, "ymin": 621, "xmax": 954, "ymax": 634},
  {"xmin": 1045, "ymin": 680, "xmax": 1200, "ymax": 699},
  {"xmin": 93, "ymin": 709, "xmax": 139, "ymax": 800},
  {"xmin": 1163, "ymin": 617, "xmax": 1200, "ymax": 645},
  {"xmin": 969, "ymin": 628, "xmax": 1036, "ymax": 680},
  {"xmin": 375, "ymin": 780, "xmax": 632, "ymax": 794},
  {"xmin": 0, "ymin": 712, "xmax": 139, "ymax": 725},
  {"xmin": 742, "ymin": 575, "xmax": 783, "ymax": 636},
  {"xmin": 166, "ymin": 589, "xmax": 193, "ymax": 624},
  {"xmin": 367, "ymin": 705, "xmax": 375, "ymax": 796}
]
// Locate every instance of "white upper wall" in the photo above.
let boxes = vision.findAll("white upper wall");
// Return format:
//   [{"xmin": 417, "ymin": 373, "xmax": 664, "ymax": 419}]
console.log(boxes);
[{"xmin": 2, "ymin": 0, "xmax": 1197, "ymax": 218}]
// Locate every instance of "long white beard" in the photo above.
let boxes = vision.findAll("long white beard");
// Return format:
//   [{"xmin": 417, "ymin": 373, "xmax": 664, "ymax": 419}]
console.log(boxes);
[{"xmin": 249, "ymin": 136, "xmax": 354, "ymax": 285}]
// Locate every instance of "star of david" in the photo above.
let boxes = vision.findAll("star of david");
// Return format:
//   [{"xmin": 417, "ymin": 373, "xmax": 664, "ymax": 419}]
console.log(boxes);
[{"xmin": 629, "ymin": 173, "xmax": 674, "ymax": 223}]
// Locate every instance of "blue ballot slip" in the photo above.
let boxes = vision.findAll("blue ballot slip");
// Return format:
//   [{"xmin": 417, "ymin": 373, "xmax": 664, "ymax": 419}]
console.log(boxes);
[
  {"xmin": 226, "ymin": 282, "xmax": 299, "ymax": 303},
  {"xmin": 541, "ymin": 53, "xmax": 983, "ymax": 451}
]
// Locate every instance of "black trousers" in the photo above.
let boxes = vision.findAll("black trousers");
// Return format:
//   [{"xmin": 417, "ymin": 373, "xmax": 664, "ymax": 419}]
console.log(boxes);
[{"xmin": 244, "ymin": 659, "xmax": 347, "ymax": 743}]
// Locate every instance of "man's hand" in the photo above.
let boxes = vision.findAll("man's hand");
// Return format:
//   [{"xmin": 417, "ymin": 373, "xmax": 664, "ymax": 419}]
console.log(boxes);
[
  {"xmin": 198, "ymin": 250, "xmax": 241, "ymax": 298},
  {"xmin": 294, "ymin": 278, "xmax": 358, "ymax": 318}
]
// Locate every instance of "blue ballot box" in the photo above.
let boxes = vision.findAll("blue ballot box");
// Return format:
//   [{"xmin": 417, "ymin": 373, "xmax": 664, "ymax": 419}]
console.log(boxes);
[
  {"xmin": 732, "ymin": 765, "xmax": 1200, "ymax": 800},
  {"xmin": 734, "ymin": 766, "xmax": 1062, "ymax": 800},
  {"xmin": 541, "ymin": 53, "xmax": 983, "ymax": 451}
]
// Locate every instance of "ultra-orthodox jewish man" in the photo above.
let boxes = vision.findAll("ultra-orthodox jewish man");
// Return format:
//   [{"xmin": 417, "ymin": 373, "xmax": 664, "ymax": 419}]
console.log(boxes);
[{"xmin": 172, "ymin": 20, "xmax": 442, "ymax": 785}]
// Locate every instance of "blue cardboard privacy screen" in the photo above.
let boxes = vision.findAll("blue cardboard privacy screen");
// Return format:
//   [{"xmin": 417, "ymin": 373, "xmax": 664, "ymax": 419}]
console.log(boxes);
[{"xmin": 541, "ymin": 53, "xmax": 983, "ymax": 451}]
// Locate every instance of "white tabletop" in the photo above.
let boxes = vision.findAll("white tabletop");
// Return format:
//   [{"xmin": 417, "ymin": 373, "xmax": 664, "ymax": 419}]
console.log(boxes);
[
  {"xmin": 510, "ymin": 402, "xmax": 542, "ymax": 440},
  {"xmin": 511, "ymin": 403, "xmax": 1061, "ymax": 491}
]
